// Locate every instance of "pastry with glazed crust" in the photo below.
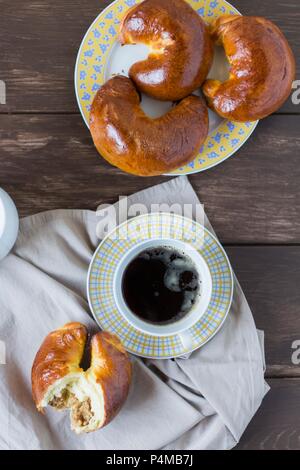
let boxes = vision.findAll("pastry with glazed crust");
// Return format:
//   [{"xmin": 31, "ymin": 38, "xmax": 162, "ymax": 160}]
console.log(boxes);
[
  {"xmin": 203, "ymin": 16, "xmax": 295, "ymax": 122},
  {"xmin": 32, "ymin": 322, "xmax": 132, "ymax": 434},
  {"xmin": 89, "ymin": 75, "xmax": 209, "ymax": 176},
  {"xmin": 119, "ymin": 0, "xmax": 214, "ymax": 101}
]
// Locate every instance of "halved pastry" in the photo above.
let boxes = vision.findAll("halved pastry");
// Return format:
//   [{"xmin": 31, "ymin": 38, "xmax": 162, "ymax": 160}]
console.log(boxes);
[{"xmin": 31, "ymin": 322, "xmax": 132, "ymax": 434}]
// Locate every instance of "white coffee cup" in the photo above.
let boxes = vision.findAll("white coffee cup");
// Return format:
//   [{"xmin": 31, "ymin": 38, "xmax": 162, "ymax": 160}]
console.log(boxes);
[
  {"xmin": 114, "ymin": 238, "xmax": 212, "ymax": 350},
  {"xmin": 0, "ymin": 188, "xmax": 19, "ymax": 261}
]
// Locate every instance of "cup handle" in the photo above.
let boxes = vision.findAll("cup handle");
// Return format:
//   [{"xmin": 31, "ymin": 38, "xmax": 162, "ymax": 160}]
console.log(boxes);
[{"xmin": 179, "ymin": 330, "xmax": 194, "ymax": 352}]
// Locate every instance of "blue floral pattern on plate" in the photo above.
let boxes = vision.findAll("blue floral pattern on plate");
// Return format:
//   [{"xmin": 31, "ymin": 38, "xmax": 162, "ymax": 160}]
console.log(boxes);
[{"xmin": 75, "ymin": 0, "xmax": 258, "ymax": 175}]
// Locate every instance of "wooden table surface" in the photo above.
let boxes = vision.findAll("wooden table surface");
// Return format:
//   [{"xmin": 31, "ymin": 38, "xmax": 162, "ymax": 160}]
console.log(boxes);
[{"xmin": 1, "ymin": 0, "xmax": 299, "ymax": 450}]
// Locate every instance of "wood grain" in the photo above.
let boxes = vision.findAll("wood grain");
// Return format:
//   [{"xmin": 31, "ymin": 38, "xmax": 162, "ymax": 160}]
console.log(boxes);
[
  {"xmin": 0, "ymin": 0, "xmax": 298, "ymax": 113},
  {"xmin": 237, "ymin": 379, "xmax": 300, "ymax": 449},
  {"xmin": 0, "ymin": 114, "xmax": 299, "ymax": 243},
  {"xmin": 0, "ymin": 0, "xmax": 300, "ymax": 449},
  {"xmin": 226, "ymin": 246, "xmax": 300, "ymax": 377}
]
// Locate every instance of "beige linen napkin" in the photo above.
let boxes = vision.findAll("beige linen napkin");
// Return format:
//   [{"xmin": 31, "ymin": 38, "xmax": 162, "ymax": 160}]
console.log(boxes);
[{"xmin": 0, "ymin": 176, "xmax": 269, "ymax": 450}]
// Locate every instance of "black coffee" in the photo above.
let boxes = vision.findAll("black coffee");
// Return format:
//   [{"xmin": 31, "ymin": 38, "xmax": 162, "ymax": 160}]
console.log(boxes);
[{"xmin": 122, "ymin": 246, "xmax": 200, "ymax": 324}]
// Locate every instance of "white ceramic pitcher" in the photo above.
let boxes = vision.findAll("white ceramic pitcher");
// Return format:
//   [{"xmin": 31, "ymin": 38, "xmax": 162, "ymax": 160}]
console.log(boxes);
[{"xmin": 0, "ymin": 188, "xmax": 19, "ymax": 260}]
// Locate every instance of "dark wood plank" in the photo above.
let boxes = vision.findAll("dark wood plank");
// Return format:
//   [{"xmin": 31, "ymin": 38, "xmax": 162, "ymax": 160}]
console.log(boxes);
[
  {"xmin": 236, "ymin": 379, "xmax": 300, "ymax": 449},
  {"xmin": 0, "ymin": 0, "xmax": 298, "ymax": 113},
  {"xmin": 0, "ymin": 114, "xmax": 299, "ymax": 243},
  {"xmin": 0, "ymin": 0, "xmax": 298, "ymax": 452},
  {"xmin": 1, "ymin": 116, "xmax": 300, "ymax": 372},
  {"xmin": 226, "ymin": 246, "xmax": 300, "ymax": 377}
]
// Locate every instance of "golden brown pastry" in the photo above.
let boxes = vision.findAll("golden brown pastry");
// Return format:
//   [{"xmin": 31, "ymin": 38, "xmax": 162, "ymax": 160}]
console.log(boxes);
[
  {"xmin": 89, "ymin": 75, "xmax": 209, "ymax": 176},
  {"xmin": 203, "ymin": 16, "xmax": 295, "ymax": 122},
  {"xmin": 32, "ymin": 322, "xmax": 132, "ymax": 434},
  {"xmin": 119, "ymin": 0, "xmax": 214, "ymax": 101}
]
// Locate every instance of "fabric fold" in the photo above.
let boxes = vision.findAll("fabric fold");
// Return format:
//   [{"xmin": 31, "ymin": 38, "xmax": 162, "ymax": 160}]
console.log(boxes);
[{"xmin": 0, "ymin": 176, "xmax": 268, "ymax": 450}]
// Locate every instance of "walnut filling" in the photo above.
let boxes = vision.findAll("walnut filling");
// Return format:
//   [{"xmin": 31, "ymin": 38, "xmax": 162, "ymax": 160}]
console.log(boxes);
[
  {"xmin": 49, "ymin": 389, "xmax": 94, "ymax": 427},
  {"xmin": 71, "ymin": 398, "xmax": 94, "ymax": 427},
  {"xmin": 49, "ymin": 389, "xmax": 71, "ymax": 409}
]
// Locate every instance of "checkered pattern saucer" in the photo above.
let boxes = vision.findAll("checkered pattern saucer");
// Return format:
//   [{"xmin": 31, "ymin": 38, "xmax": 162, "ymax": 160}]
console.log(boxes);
[{"xmin": 87, "ymin": 213, "xmax": 233, "ymax": 359}]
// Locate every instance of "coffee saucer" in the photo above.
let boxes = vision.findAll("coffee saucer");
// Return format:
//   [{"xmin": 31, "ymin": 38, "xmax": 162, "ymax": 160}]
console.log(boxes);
[{"xmin": 87, "ymin": 213, "xmax": 233, "ymax": 359}]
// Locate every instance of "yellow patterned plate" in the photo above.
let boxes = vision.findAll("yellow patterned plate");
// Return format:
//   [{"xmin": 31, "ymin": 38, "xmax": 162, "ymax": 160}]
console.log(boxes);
[
  {"xmin": 87, "ymin": 213, "xmax": 234, "ymax": 359},
  {"xmin": 75, "ymin": 0, "xmax": 258, "ymax": 175}
]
